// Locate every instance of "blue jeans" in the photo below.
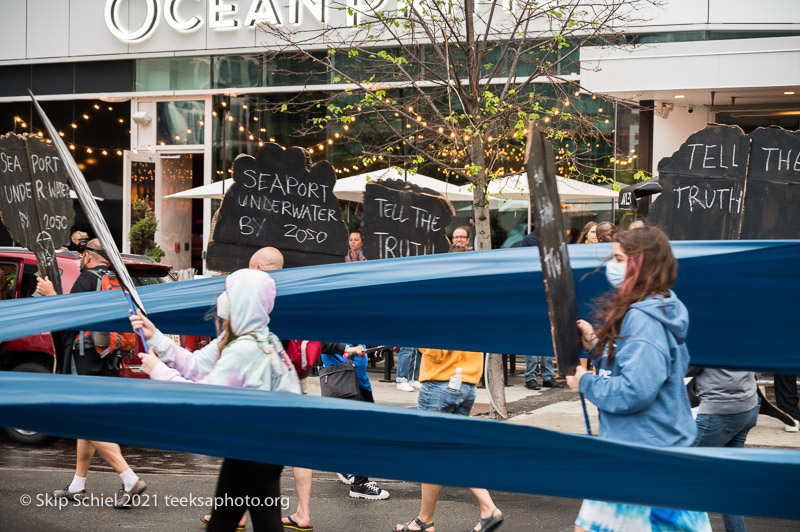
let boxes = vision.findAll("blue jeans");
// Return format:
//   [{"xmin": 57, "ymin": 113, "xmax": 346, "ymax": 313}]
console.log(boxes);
[
  {"xmin": 418, "ymin": 380, "xmax": 476, "ymax": 416},
  {"xmin": 524, "ymin": 355, "xmax": 554, "ymax": 382},
  {"xmin": 692, "ymin": 405, "xmax": 759, "ymax": 532},
  {"xmin": 396, "ymin": 347, "xmax": 421, "ymax": 383}
]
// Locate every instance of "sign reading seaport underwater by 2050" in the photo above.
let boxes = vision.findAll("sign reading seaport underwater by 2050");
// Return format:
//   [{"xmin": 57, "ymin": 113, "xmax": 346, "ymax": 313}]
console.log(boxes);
[
  {"xmin": 361, "ymin": 179, "xmax": 454, "ymax": 260},
  {"xmin": 0, "ymin": 133, "xmax": 75, "ymax": 294},
  {"xmin": 649, "ymin": 124, "xmax": 800, "ymax": 239},
  {"xmin": 206, "ymin": 143, "xmax": 348, "ymax": 270}
]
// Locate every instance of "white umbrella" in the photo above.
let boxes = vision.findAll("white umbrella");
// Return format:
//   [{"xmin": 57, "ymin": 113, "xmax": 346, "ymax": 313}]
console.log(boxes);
[
  {"xmin": 333, "ymin": 167, "xmax": 474, "ymax": 202},
  {"xmin": 487, "ymin": 173, "xmax": 618, "ymax": 201},
  {"xmin": 164, "ymin": 179, "xmax": 232, "ymax": 199}
]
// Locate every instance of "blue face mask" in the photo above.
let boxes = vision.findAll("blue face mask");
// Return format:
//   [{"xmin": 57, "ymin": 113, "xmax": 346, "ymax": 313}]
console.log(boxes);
[{"xmin": 605, "ymin": 261, "xmax": 627, "ymax": 288}]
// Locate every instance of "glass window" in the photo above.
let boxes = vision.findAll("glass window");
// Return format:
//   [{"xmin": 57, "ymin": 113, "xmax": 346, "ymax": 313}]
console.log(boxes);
[
  {"xmin": 213, "ymin": 55, "xmax": 263, "ymax": 89},
  {"xmin": 157, "ymin": 100, "xmax": 205, "ymax": 145},
  {"xmin": 136, "ymin": 57, "xmax": 211, "ymax": 91}
]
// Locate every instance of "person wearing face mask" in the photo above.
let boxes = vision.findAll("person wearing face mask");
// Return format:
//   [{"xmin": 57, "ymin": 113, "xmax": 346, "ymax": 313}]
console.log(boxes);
[
  {"xmin": 130, "ymin": 269, "xmax": 301, "ymax": 531},
  {"xmin": 566, "ymin": 227, "xmax": 711, "ymax": 532}
]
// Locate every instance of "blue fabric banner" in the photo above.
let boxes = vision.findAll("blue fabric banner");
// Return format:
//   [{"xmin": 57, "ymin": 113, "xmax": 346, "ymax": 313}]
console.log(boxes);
[
  {"xmin": 0, "ymin": 241, "xmax": 798, "ymax": 372},
  {"xmin": 0, "ymin": 373, "xmax": 798, "ymax": 519}
]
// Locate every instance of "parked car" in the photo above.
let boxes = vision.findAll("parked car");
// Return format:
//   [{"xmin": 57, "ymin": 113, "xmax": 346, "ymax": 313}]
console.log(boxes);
[{"xmin": 0, "ymin": 247, "xmax": 209, "ymax": 444}]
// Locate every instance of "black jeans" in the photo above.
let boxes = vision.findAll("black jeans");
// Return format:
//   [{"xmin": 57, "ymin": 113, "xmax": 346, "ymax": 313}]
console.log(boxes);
[
  {"xmin": 774, "ymin": 374, "xmax": 800, "ymax": 421},
  {"xmin": 207, "ymin": 459, "xmax": 284, "ymax": 532}
]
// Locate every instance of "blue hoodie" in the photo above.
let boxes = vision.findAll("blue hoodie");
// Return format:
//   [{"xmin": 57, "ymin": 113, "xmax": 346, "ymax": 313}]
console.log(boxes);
[{"xmin": 579, "ymin": 290, "xmax": 696, "ymax": 447}]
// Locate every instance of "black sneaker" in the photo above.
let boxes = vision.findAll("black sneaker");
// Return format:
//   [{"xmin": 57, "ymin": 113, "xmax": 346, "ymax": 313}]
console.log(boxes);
[
  {"xmin": 525, "ymin": 380, "xmax": 541, "ymax": 390},
  {"xmin": 114, "ymin": 479, "xmax": 147, "ymax": 509},
  {"xmin": 349, "ymin": 481, "xmax": 389, "ymax": 500},
  {"xmin": 53, "ymin": 486, "xmax": 86, "ymax": 501},
  {"xmin": 542, "ymin": 378, "xmax": 563, "ymax": 388},
  {"xmin": 336, "ymin": 473, "xmax": 354, "ymax": 485}
]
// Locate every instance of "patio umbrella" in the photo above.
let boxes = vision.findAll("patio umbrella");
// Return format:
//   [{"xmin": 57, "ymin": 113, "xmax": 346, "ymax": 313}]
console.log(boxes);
[
  {"xmin": 487, "ymin": 173, "xmax": 618, "ymax": 201},
  {"xmin": 164, "ymin": 179, "xmax": 232, "ymax": 200},
  {"xmin": 333, "ymin": 167, "xmax": 474, "ymax": 202}
]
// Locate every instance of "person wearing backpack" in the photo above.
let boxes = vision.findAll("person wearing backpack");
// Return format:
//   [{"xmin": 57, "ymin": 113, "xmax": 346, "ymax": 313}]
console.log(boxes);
[
  {"xmin": 131, "ymin": 268, "xmax": 301, "ymax": 531},
  {"xmin": 36, "ymin": 239, "xmax": 147, "ymax": 508}
]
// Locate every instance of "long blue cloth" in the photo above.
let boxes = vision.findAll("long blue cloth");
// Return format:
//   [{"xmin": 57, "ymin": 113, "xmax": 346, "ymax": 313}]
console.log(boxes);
[
  {"xmin": 0, "ymin": 241, "xmax": 797, "ymax": 372},
  {"xmin": 0, "ymin": 373, "xmax": 798, "ymax": 519}
]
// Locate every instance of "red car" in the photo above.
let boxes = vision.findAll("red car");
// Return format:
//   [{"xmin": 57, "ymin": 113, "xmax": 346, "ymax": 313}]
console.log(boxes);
[{"xmin": 0, "ymin": 247, "xmax": 208, "ymax": 443}]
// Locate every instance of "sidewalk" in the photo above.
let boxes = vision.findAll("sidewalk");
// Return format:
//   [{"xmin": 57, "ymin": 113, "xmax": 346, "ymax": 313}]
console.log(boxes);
[{"xmin": 307, "ymin": 369, "xmax": 800, "ymax": 450}]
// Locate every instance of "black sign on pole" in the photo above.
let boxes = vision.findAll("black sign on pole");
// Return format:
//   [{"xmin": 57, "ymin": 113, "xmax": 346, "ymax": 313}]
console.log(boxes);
[
  {"xmin": 206, "ymin": 143, "xmax": 349, "ymax": 270},
  {"xmin": 0, "ymin": 133, "xmax": 74, "ymax": 294},
  {"xmin": 524, "ymin": 124, "xmax": 581, "ymax": 377},
  {"xmin": 361, "ymin": 179, "xmax": 454, "ymax": 260}
]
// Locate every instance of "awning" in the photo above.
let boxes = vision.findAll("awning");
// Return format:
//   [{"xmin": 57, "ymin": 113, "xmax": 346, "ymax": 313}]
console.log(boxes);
[
  {"xmin": 332, "ymin": 167, "xmax": 474, "ymax": 202},
  {"xmin": 618, "ymin": 179, "xmax": 662, "ymax": 210},
  {"xmin": 488, "ymin": 173, "xmax": 619, "ymax": 201}
]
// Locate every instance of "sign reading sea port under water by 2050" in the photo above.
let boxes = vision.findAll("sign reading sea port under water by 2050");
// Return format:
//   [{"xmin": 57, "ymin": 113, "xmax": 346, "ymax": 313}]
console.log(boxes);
[{"xmin": 0, "ymin": 133, "xmax": 75, "ymax": 294}]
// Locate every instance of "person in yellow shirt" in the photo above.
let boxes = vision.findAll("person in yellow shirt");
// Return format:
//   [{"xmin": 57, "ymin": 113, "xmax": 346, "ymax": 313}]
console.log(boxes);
[{"xmin": 394, "ymin": 348, "xmax": 504, "ymax": 532}]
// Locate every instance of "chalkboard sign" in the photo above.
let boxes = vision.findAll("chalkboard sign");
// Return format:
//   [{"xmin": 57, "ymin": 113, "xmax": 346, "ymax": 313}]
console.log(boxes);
[
  {"xmin": 0, "ymin": 133, "xmax": 74, "ymax": 293},
  {"xmin": 361, "ymin": 179, "xmax": 454, "ymax": 260},
  {"xmin": 524, "ymin": 125, "xmax": 581, "ymax": 376},
  {"xmin": 206, "ymin": 143, "xmax": 348, "ymax": 270},
  {"xmin": 649, "ymin": 124, "xmax": 800, "ymax": 240}
]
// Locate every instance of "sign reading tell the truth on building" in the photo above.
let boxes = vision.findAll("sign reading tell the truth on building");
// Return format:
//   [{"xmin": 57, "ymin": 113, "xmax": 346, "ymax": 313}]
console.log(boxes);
[
  {"xmin": 361, "ymin": 179, "xmax": 454, "ymax": 260},
  {"xmin": 206, "ymin": 143, "xmax": 348, "ymax": 270},
  {"xmin": 0, "ymin": 132, "xmax": 74, "ymax": 294},
  {"xmin": 649, "ymin": 124, "xmax": 800, "ymax": 239}
]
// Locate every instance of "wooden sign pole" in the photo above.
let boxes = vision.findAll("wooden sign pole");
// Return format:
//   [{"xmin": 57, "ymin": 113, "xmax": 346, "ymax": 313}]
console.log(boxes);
[{"xmin": 524, "ymin": 123, "xmax": 590, "ymax": 434}]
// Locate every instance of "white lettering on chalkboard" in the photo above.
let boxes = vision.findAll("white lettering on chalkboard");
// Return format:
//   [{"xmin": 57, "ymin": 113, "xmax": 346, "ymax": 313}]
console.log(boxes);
[
  {"xmin": 541, "ymin": 246, "xmax": 562, "ymax": 278},
  {"xmin": 237, "ymin": 194, "xmax": 336, "ymax": 222},
  {"xmin": 42, "ymin": 214, "xmax": 68, "ymax": 231},
  {"xmin": 0, "ymin": 152, "xmax": 23, "ymax": 173},
  {"xmin": 674, "ymin": 185, "xmax": 743, "ymax": 213},
  {"xmin": 241, "ymin": 169, "xmax": 330, "ymax": 202},
  {"xmin": 18, "ymin": 212, "xmax": 29, "ymax": 229},
  {"xmin": 29, "ymin": 154, "xmax": 60, "ymax": 174},
  {"xmin": 688, "ymin": 143, "xmax": 739, "ymax": 170},
  {"xmin": 375, "ymin": 198, "xmax": 410, "ymax": 223},
  {"xmin": 283, "ymin": 223, "xmax": 328, "ymax": 244},
  {"xmin": 761, "ymin": 147, "xmax": 800, "ymax": 172},
  {"xmin": 373, "ymin": 231, "xmax": 435, "ymax": 259},
  {"xmin": 239, "ymin": 215, "xmax": 267, "ymax": 237},
  {"xmin": 35, "ymin": 179, "xmax": 46, "ymax": 201},
  {"xmin": 410, "ymin": 205, "xmax": 442, "ymax": 232},
  {"xmin": 3, "ymin": 182, "xmax": 33, "ymax": 204}
]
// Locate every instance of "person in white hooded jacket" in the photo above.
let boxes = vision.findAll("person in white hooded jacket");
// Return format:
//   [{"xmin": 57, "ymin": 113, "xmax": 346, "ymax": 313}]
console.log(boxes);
[{"xmin": 130, "ymin": 268, "xmax": 300, "ymax": 531}]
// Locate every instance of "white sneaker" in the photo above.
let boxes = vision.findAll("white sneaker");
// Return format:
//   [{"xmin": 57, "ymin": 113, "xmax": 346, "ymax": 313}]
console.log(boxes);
[
  {"xmin": 409, "ymin": 380, "xmax": 422, "ymax": 390},
  {"xmin": 785, "ymin": 420, "xmax": 800, "ymax": 433},
  {"xmin": 349, "ymin": 481, "xmax": 390, "ymax": 500},
  {"xmin": 396, "ymin": 382, "xmax": 414, "ymax": 392},
  {"xmin": 336, "ymin": 473, "xmax": 354, "ymax": 485}
]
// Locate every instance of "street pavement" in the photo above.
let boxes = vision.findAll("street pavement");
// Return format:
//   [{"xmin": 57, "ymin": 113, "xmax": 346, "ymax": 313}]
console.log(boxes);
[{"xmin": 0, "ymin": 369, "xmax": 798, "ymax": 531}]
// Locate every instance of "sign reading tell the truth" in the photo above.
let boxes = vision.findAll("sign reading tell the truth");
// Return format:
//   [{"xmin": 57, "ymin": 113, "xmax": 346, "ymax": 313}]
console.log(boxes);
[
  {"xmin": 361, "ymin": 179, "xmax": 454, "ymax": 260},
  {"xmin": 650, "ymin": 124, "xmax": 800, "ymax": 239},
  {"xmin": 0, "ymin": 133, "xmax": 74, "ymax": 293},
  {"xmin": 207, "ymin": 143, "xmax": 348, "ymax": 270}
]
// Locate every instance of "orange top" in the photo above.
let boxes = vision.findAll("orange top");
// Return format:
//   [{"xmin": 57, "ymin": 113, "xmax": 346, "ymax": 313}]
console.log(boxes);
[{"xmin": 419, "ymin": 349, "xmax": 484, "ymax": 384}]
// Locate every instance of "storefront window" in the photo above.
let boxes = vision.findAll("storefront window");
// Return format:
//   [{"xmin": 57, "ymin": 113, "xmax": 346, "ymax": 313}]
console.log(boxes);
[
  {"xmin": 157, "ymin": 100, "xmax": 204, "ymax": 145},
  {"xmin": 136, "ymin": 57, "xmax": 211, "ymax": 91},
  {"xmin": 213, "ymin": 55, "xmax": 263, "ymax": 89}
]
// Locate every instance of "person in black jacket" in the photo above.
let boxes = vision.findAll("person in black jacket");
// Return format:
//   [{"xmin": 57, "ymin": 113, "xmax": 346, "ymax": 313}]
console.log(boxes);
[{"xmin": 36, "ymin": 239, "xmax": 146, "ymax": 507}]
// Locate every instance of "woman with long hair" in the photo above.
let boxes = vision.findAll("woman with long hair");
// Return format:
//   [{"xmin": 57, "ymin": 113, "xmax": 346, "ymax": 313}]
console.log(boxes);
[
  {"xmin": 566, "ymin": 227, "xmax": 711, "ymax": 532},
  {"xmin": 130, "ymin": 269, "xmax": 300, "ymax": 531},
  {"xmin": 577, "ymin": 222, "xmax": 598, "ymax": 244}
]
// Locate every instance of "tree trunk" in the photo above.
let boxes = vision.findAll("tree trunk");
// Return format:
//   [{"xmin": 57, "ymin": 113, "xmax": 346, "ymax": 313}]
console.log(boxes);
[{"xmin": 469, "ymin": 141, "xmax": 507, "ymax": 418}]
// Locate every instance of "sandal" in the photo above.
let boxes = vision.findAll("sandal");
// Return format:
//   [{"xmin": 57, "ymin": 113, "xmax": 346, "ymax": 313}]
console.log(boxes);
[
  {"xmin": 394, "ymin": 517, "xmax": 435, "ymax": 531},
  {"xmin": 283, "ymin": 515, "xmax": 313, "ymax": 531},
  {"xmin": 469, "ymin": 509, "xmax": 504, "ymax": 532},
  {"xmin": 201, "ymin": 514, "xmax": 246, "ymax": 531}
]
